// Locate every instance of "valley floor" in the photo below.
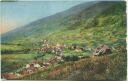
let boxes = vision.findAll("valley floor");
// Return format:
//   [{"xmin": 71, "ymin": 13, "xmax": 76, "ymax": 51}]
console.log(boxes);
[{"xmin": 1, "ymin": 41, "xmax": 127, "ymax": 80}]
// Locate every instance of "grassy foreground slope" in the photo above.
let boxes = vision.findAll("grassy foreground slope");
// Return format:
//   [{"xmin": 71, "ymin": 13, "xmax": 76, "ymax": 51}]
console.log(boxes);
[{"xmin": 18, "ymin": 53, "xmax": 126, "ymax": 80}]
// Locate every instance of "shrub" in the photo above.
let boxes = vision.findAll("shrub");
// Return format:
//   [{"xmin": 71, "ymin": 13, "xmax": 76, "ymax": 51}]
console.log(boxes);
[{"xmin": 63, "ymin": 55, "xmax": 79, "ymax": 61}]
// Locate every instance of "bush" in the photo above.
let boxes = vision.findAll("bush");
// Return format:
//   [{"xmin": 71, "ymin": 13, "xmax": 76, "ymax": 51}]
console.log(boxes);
[{"xmin": 63, "ymin": 55, "xmax": 79, "ymax": 61}]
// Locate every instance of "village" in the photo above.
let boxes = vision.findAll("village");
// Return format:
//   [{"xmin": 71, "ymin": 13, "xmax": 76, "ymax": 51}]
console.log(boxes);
[{"xmin": 1, "ymin": 40, "xmax": 113, "ymax": 79}]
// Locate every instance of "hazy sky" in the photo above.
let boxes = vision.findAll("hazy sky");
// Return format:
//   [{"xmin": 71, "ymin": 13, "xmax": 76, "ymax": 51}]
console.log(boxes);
[{"xmin": 0, "ymin": 1, "xmax": 85, "ymax": 34}]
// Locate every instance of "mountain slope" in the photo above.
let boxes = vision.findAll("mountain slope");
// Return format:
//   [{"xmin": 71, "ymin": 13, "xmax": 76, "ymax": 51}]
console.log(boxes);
[
  {"xmin": 1, "ymin": 1, "xmax": 123, "ymax": 44},
  {"xmin": 46, "ymin": 1, "xmax": 126, "ymax": 46},
  {"xmin": 1, "ymin": 1, "xmax": 97, "ymax": 43}
]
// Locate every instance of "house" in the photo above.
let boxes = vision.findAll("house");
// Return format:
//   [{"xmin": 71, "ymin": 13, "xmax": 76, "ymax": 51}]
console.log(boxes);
[
  {"xmin": 56, "ymin": 56, "xmax": 62, "ymax": 60},
  {"xmin": 42, "ymin": 62, "xmax": 50, "ymax": 67},
  {"xmin": 25, "ymin": 64, "xmax": 30, "ymax": 69},
  {"xmin": 93, "ymin": 44, "xmax": 111, "ymax": 56},
  {"xmin": 2, "ymin": 73, "xmax": 17, "ymax": 79},
  {"xmin": 27, "ymin": 69, "xmax": 33, "ymax": 73},
  {"xmin": 75, "ymin": 49, "xmax": 82, "ymax": 52},
  {"xmin": 34, "ymin": 63, "xmax": 41, "ymax": 68},
  {"xmin": 15, "ymin": 73, "xmax": 21, "ymax": 77}
]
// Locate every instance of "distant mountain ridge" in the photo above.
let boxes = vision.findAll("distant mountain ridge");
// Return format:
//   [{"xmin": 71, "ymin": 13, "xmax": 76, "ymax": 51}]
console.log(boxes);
[
  {"xmin": 1, "ymin": 1, "xmax": 97, "ymax": 43},
  {"xmin": 1, "ymin": 1, "xmax": 126, "ymax": 44}
]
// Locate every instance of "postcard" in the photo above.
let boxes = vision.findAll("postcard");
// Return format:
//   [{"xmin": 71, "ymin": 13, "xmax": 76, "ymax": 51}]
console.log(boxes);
[{"xmin": 0, "ymin": 0, "xmax": 127, "ymax": 81}]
